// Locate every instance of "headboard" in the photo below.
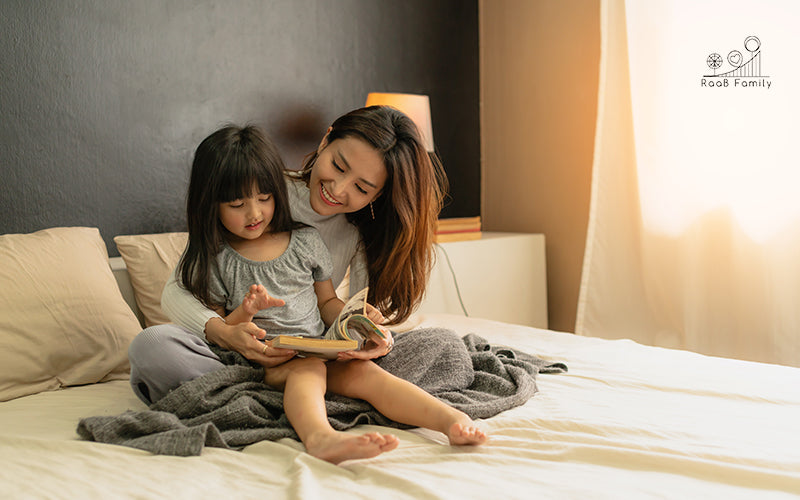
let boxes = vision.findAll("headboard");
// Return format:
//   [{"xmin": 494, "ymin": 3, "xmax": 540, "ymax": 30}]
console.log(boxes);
[{"xmin": 110, "ymin": 257, "xmax": 145, "ymax": 328}]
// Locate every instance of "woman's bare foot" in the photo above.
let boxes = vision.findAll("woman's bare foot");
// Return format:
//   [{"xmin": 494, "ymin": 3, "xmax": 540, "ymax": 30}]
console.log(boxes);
[
  {"xmin": 304, "ymin": 431, "xmax": 399, "ymax": 465},
  {"xmin": 447, "ymin": 421, "xmax": 488, "ymax": 446}
]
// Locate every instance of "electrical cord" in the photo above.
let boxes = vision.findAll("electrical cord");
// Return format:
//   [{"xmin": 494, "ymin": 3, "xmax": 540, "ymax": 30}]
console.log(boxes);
[{"xmin": 435, "ymin": 243, "xmax": 469, "ymax": 317}]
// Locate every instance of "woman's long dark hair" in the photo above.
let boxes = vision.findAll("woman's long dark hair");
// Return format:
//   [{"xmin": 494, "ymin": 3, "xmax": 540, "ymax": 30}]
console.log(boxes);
[
  {"xmin": 179, "ymin": 124, "xmax": 297, "ymax": 309},
  {"xmin": 298, "ymin": 105, "xmax": 448, "ymax": 324}
]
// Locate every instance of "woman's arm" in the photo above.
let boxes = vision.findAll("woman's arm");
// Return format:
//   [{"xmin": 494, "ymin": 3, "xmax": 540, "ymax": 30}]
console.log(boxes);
[{"xmin": 160, "ymin": 269, "xmax": 219, "ymax": 338}]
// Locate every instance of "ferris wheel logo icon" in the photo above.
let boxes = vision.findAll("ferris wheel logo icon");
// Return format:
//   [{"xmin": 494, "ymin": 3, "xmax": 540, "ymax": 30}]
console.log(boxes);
[{"xmin": 704, "ymin": 36, "xmax": 767, "ymax": 78}]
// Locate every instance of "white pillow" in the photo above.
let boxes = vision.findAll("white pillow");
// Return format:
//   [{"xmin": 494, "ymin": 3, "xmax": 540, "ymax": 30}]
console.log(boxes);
[{"xmin": 0, "ymin": 227, "xmax": 142, "ymax": 401}]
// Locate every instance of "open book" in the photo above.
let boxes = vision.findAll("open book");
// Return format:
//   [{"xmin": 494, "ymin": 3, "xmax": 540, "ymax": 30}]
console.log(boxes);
[{"xmin": 271, "ymin": 288, "xmax": 385, "ymax": 359}]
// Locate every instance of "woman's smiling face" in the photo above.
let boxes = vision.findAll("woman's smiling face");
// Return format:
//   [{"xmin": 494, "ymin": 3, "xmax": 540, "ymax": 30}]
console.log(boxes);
[{"xmin": 308, "ymin": 135, "xmax": 387, "ymax": 216}]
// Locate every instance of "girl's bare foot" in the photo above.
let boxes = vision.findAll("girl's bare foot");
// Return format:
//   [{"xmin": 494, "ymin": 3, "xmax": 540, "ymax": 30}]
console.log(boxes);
[
  {"xmin": 305, "ymin": 431, "xmax": 399, "ymax": 465},
  {"xmin": 447, "ymin": 421, "xmax": 488, "ymax": 446}
]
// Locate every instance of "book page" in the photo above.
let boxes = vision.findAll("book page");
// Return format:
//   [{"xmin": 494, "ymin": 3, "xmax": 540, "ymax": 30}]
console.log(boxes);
[
  {"xmin": 325, "ymin": 287, "xmax": 367, "ymax": 341},
  {"xmin": 338, "ymin": 287, "xmax": 368, "ymax": 318},
  {"xmin": 340, "ymin": 315, "xmax": 385, "ymax": 341},
  {"xmin": 324, "ymin": 287, "xmax": 385, "ymax": 345}
]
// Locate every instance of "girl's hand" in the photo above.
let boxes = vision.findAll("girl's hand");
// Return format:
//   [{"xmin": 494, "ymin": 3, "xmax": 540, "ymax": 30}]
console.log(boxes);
[
  {"xmin": 205, "ymin": 317, "xmax": 296, "ymax": 367},
  {"xmin": 364, "ymin": 302, "xmax": 386, "ymax": 325},
  {"xmin": 337, "ymin": 325, "xmax": 394, "ymax": 361},
  {"xmin": 242, "ymin": 284, "xmax": 285, "ymax": 316}
]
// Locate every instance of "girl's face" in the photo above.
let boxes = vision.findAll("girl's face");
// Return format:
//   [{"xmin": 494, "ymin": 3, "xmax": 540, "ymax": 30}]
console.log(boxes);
[
  {"xmin": 218, "ymin": 190, "xmax": 276, "ymax": 242},
  {"xmin": 308, "ymin": 135, "xmax": 387, "ymax": 216}
]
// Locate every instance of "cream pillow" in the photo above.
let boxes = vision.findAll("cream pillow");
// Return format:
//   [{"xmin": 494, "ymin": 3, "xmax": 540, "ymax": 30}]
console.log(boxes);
[
  {"xmin": 0, "ymin": 227, "xmax": 142, "ymax": 401},
  {"xmin": 114, "ymin": 232, "xmax": 188, "ymax": 327}
]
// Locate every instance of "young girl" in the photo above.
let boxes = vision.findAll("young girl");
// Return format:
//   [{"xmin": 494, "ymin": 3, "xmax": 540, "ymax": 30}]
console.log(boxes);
[{"xmin": 178, "ymin": 124, "xmax": 486, "ymax": 464}]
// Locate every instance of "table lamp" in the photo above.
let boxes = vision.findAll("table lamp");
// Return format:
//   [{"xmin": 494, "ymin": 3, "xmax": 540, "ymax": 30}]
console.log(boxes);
[{"xmin": 365, "ymin": 92, "xmax": 435, "ymax": 152}]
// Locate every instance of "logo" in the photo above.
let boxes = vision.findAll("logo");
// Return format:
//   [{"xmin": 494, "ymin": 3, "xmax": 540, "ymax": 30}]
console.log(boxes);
[{"xmin": 701, "ymin": 36, "xmax": 771, "ymax": 89}]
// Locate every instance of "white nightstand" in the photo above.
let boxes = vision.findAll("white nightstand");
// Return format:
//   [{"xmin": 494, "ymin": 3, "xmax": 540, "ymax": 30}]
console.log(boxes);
[{"xmin": 417, "ymin": 232, "xmax": 548, "ymax": 328}]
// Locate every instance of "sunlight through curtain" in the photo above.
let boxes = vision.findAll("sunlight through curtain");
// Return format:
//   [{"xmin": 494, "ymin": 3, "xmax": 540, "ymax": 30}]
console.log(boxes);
[{"xmin": 576, "ymin": 0, "xmax": 800, "ymax": 367}]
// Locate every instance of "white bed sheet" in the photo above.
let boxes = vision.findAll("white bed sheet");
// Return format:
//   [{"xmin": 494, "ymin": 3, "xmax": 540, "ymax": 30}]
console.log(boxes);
[{"xmin": 2, "ymin": 314, "xmax": 799, "ymax": 499}]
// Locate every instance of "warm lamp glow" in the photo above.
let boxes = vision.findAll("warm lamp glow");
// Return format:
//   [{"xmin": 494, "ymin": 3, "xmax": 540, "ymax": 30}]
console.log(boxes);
[{"xmin": 365, "ymin": 92, "xmax": 435, "ymax": 152}]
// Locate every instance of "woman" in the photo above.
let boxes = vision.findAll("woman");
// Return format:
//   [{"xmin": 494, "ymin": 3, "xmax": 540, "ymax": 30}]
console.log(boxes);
[{"xmin": 129, "ymin": 105, "xmax": 447, "ymax": 405}]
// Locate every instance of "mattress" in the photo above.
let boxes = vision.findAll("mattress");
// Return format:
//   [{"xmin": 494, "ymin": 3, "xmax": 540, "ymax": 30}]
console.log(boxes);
[{"xmin": 2, "ymin": 313, "xmax": 799, "ymax": 499}]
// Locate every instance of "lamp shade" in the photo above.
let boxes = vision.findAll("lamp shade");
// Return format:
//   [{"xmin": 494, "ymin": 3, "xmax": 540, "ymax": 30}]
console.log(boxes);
[{"xmin": 365, "ymin": 92, "xmax": 435, "ymax": 152}]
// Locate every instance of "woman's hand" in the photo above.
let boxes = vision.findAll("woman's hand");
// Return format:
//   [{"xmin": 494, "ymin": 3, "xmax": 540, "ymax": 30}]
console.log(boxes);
[
  {"xmin": 204, "ymin": 317, "xmax": 296, "ymax": 367},
  {"xmin": 364, "ymin": 302, "xmax": 386, "ymax": 325},
  {"xmin": 337, "ymin": 325, "xmax": 394, "ymax": 361}
]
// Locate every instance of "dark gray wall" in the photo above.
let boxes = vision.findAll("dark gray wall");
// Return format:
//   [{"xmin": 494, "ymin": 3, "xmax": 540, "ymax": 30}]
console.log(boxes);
[{"xmin": 0, "ymin": 0, "xmax": 479, "ymax": 256}]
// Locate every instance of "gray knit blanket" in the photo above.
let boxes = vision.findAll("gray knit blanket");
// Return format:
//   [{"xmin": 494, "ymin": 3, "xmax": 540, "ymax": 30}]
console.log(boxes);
[{"xmin": 77, "ymin": 328, "xmax": 567, "ymax": 456}]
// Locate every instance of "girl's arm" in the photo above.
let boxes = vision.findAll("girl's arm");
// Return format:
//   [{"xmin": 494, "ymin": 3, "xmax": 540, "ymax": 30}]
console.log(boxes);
[
  {"xmin": 225, "ymin": 284, "xmax": 285, "ymax": 326},
  {"xmin": 314, "ymin": 279, "xmax": 345, "ymax": 327},
  {"xmin": 161, "ymin": 268, "xmax": 296, "ymax": 365},
  {"xmin": 161, "ymin": 269, "xmax": 282, "ymax": 335}
]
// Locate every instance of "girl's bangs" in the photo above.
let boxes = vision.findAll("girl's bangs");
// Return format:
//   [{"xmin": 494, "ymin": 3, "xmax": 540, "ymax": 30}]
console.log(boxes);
[{"xmin": 216, "ymin": 155, "xmax": 276, "ymax": 202}]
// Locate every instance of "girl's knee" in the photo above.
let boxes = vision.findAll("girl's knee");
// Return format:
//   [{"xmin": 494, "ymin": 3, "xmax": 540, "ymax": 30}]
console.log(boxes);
[
  {"xmin": 328, "ymin": 360, "xmax": 384, "ymax": 396},
  {"xmin": 341, "ymin": 359, "xmax": 381, "ymax": 377},
  {"xmin": 291, "ymin": 356, "xmax": 328, "ymax": 376},
  {"xmin": 266, "ymin": 356, "xmax": 327, "ymax": 388}
]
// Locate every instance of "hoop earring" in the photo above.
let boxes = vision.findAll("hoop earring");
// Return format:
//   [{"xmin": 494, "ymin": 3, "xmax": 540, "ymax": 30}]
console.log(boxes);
[{"xmin": 369, "ymin": 201, "xmax": 375, "ymax": 220}]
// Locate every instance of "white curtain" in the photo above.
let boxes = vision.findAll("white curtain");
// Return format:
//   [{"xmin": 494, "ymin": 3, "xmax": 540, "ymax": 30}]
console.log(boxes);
[{"xmin": 576, "ymin": 0, "xmax": 800, "ymax": 367}]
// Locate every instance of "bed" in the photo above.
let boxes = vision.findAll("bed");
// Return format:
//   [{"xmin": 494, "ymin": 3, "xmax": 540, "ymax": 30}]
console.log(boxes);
[{"xmin": 1, "ymin": 227, "xmax": 799, "ymax": 499}]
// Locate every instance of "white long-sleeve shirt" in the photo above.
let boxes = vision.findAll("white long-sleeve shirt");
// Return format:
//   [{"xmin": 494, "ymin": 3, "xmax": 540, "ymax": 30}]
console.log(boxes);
[{"xmin": 160, "ymin": 177, "xmax": 368, "ymax": 339}]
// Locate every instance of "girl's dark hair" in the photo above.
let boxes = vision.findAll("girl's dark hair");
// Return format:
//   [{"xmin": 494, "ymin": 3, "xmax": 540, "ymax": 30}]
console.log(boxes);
[
  {"xmin": 179, "ymin": 124, "xmax": 296, "ymax": 309},
  {"xmin": 298, "ymin": 105, "xmax": 448, "ymax": 324}
]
